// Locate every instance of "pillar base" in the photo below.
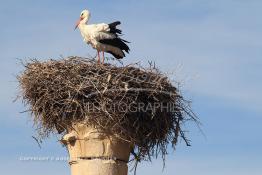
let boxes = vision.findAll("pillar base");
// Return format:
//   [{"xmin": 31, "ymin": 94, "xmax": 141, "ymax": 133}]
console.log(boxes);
[{"xmin": 61, "ymin": 124, "xmax": 132, "ymax": 175}]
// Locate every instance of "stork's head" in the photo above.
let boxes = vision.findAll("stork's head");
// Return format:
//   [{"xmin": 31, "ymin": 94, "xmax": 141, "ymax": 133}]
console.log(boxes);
[{"xmin": 75, "ymin": 9, "xmax": 91, "ymax": 30}]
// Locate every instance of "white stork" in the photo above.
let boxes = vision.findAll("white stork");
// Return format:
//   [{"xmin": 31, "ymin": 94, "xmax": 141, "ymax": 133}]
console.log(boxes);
[{"xmin": 75, "ymin": 9, "xmax": 130, "ymax": 64}]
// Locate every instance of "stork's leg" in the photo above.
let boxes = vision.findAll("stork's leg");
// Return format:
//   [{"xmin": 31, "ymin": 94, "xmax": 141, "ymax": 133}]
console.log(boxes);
[
  {"xmin": 102, "ymin": 51, "xmax": 105, "ymax": 64},
  {"xmin": 97, "ymin": 50, "xmax": 100, "ymax": 64}
]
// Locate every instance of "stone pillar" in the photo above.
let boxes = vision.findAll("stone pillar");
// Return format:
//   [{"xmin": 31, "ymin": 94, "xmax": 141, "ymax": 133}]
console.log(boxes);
[{"xmin": 61, "ymin": 124, "xmax": 132, "ymax": 175}]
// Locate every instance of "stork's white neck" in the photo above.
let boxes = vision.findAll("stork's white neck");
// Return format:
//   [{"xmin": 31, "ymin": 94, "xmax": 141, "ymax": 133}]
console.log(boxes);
[
  {"xmin": 81, "ymin": 16, "xmax": 89, "ymax": 25},
  {"xmin": 78, "ymin": 18, "xmax": 88, "ymax": 32}
]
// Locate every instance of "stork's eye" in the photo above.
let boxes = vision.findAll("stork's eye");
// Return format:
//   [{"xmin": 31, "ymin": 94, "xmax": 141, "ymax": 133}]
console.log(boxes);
[{"xmin": 81, "ymin": 13, "xmax": 83, "ymax": 16}]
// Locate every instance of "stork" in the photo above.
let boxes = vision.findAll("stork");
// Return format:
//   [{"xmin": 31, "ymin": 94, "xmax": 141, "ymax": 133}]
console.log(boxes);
[{"xmin": 75, "ymin": 9, "xmax": 130, "ymax": 64}]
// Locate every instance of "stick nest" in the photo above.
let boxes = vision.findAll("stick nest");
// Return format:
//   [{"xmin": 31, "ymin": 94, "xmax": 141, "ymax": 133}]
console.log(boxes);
[{"xmin": 18, "ymin": 56, "xmax": 198, "ymax": 162}]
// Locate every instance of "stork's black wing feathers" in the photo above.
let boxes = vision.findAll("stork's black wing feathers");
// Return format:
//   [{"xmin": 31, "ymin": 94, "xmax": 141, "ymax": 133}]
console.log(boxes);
[
  {"xmin": 107, "ymin": 51, "xmax": 125, "ymax": 59},
  {"xmin": 108, "ymin": 21, "xmax": 122, "ymax": 34},
  {"xmin": 99, "ymin": 38, "xmax": 130, "ymax": 53},
  {"xmin": 101, "ymin": 21, "xmax": 130, "ymax": 59}
]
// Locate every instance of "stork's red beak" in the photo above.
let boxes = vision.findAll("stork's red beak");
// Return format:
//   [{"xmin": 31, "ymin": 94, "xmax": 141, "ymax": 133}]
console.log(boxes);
[{"xmin": 75, "ymin": 17, "xmax": 84, "ymax": 30}]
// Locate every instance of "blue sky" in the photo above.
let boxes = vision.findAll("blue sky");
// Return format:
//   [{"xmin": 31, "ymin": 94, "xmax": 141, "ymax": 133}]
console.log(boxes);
[{"xmin": 1, "ymin": 0, "xmax": 262, "ymax": 174}]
